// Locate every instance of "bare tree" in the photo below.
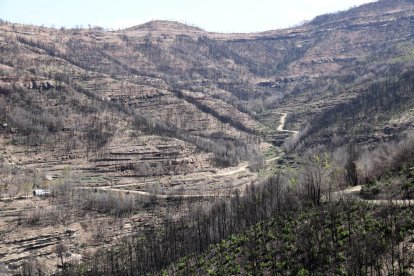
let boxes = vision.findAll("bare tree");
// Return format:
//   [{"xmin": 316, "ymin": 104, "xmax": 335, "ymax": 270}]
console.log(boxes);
[
  {"xmin": 301, "ymin": 148, "xmax": 333, "ymax": 205},
  {"xmin": 55, "ymin": 242, "xmax": 67, "ymax": 267}
]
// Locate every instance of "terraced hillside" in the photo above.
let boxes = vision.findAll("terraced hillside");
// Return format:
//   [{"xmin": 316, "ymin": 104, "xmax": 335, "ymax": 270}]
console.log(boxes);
[{"xmin": 1, "ymin": 0, "xmax": 414, "ymax": 274}]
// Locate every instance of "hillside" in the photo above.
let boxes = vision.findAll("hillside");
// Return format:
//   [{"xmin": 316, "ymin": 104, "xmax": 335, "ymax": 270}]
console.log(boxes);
[
  {"xmin": 1, "ymin": 0, "xmax": 414, "ymax": 274},
  {"xmin": 168, "ymin": 202, "xmax": 414, "ymax": 275}
]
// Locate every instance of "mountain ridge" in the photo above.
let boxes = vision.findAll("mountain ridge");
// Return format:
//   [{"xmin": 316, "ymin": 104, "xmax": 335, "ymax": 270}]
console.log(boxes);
[{"xmin": 116, "ymin": 0, "xmax": 412, "ymax": 37}]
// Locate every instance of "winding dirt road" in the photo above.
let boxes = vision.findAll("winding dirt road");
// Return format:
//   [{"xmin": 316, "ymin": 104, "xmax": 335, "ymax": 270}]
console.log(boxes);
[
  {"xmin": 80, "ymin": 155, "xmax": 283, "ymax": 199},
  {"xmin": 277, "ymin": 113, "xmax": 298, "ymax": 134}
]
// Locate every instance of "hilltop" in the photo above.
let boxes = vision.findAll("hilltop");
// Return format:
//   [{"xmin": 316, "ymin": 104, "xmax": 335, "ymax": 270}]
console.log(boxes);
[{"xmin": 126, "ymin": 20, "xmax": 204, "ymax": 32}]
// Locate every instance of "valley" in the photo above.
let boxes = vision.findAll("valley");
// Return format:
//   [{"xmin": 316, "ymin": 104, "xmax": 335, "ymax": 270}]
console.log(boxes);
[{"xmin": 1, "ymin": 0, "xmax": 414, "ymax": 274}]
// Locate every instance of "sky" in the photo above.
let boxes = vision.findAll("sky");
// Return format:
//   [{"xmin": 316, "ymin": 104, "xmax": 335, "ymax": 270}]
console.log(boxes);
[{"xmin": 0, "ymin": 0, "xmax": 376, "ymax": 33}]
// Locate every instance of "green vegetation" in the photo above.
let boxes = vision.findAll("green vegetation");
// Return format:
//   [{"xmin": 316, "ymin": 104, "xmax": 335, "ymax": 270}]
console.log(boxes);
[
  {"xmin": 264, "ymin": 145, "xmax": 279, "ymax": 159},
  {"xmin": 172, "ymin": 202, "xmax": 414, "ymax": 275}
]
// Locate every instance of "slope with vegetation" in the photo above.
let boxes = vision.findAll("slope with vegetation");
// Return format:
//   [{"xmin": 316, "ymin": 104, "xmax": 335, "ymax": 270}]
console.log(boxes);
[
  {"xmin": 1, "ymin": 0, "xmax": 414, "ymax": 274},
  {"xmin": 172, "ymin": 202, "xmax": 414, "ymax": 275}
]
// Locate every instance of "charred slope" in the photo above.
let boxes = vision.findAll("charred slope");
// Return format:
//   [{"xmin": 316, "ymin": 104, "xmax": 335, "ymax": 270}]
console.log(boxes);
[
  {"xmin": 1, "ymin": 1, "xmax": 414, "ymax": 274},
  {"xmin": 0, "ymin": 0, "xmax": 413, "ymax": 172}
]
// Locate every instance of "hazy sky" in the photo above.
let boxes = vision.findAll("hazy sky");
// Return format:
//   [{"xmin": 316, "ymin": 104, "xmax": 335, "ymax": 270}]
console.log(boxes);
[{"xmin": 0, "ymin": 0, "xmax": 376, "ymax": 33}]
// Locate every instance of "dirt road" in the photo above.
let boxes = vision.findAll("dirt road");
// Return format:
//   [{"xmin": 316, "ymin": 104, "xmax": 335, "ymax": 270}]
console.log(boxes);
[
  {"xmin": 277, "ymin": 113, "xmax": 298, "ymax": 134},
  {"xmin": 338, "ymin": 185, "xmax": 414, "ymax": 205},
  {"xmin": 80, "ymin": 155, "xmax": 282, "ymax": 199}
]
